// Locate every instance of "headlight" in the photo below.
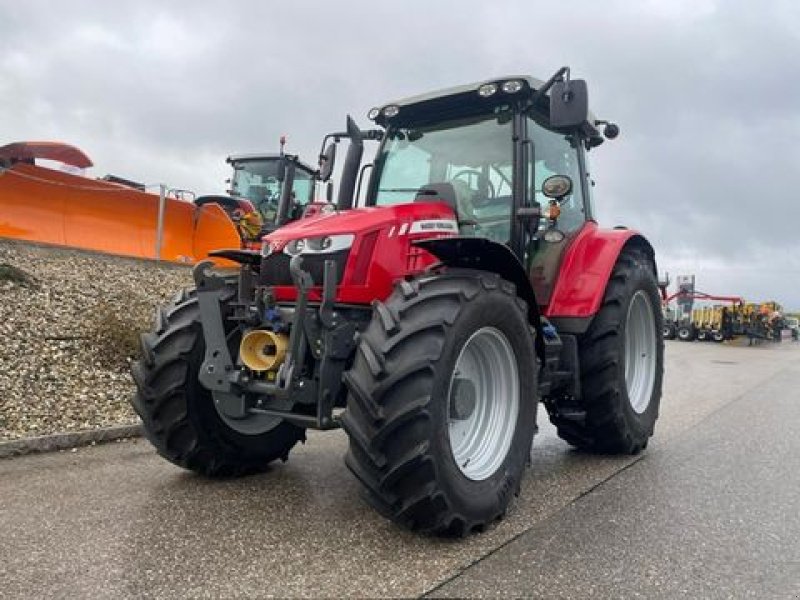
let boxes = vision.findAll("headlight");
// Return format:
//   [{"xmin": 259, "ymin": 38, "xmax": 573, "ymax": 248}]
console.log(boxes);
[
  {"xmin": 284, "ymin": 234, "xmax": 355, "ymax": 256},
  {"xmin": 477, "ymin": 83, "xmax": 498, "ymax": 97},
  {"xmin": 501, "ymin": 79, "xmax": 523, "ymax": 94},
  {"xmin": 284, "ymin": 238, "xmax": 306, "ymax": 256},
  {"xmin": 306, "ymin": 236, "xmax": 333, "ymax": 252},
  {"xmin": 382, "ymin": 105, "xmax": 400, "ymax": 118}
]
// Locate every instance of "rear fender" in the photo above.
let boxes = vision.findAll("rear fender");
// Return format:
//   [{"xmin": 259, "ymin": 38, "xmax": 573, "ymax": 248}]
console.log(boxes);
[
  {"xmin": 413, "ymin": 237, "xmax": 544, "ymax": 361},
  {"xmin": 546, "ymin": 223, "xmax": 657, "ymax": 320}
]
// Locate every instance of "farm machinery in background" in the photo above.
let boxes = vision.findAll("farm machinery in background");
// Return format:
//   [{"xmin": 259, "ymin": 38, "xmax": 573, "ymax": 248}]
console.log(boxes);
[
  {"xmin": 131, "ymin": 68, "xmax": 665, "ymax": 536},
  {"xmin": 662, "ymin": 278, "xmax": 788, "ymax": 343},
  {"xmin": 0, "ymin": 139, "xmax": 323, "ymax": 263},
  {"xmin": 200, "ymin": 136, "xmax": 323, "ymax": 241},
  {"xmin": 786, "ymin": 315, "xmax": 800, "ymax": 340}
]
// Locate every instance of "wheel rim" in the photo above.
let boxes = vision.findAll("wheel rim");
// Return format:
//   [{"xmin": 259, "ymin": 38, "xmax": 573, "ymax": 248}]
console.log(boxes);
[
  {"xmin": 624, "ymin": 291, "xmax": 657, "ymax": 414},
  {"xmin": 447, "ymin": 327, "xmax": 519, "ymax": 481}
]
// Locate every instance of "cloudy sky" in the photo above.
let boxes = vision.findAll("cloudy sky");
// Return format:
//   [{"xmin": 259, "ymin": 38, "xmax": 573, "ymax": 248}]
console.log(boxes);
[{"xmin": 2, "ymin": 0, "xmax": 799, "ymax": 308}]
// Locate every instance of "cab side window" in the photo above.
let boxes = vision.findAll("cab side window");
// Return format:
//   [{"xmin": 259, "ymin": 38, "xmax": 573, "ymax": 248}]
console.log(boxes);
[{"xmin": 529, "ymin": 117, "xmax": 585, "ymax": 232}]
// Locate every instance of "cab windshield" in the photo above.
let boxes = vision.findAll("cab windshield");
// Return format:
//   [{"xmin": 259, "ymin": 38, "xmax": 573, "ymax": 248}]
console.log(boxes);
[
  {"xmin": 231, "ymin": 159, "xmax": 314, "ymax": 223},
  {"xmin": 231, "ymin": 159, "xmax": 284, "ymax": 221},
  {"xmin": 371, "ymin": 113, "xmax": 513, "ymax": 243}
]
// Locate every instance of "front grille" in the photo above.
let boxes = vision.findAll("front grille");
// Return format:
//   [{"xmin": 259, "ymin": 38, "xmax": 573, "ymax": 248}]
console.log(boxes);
[
  {"xmin": 260, "ymin": 250, "xmax": 350, "ymax": 287},
  {"xmin": 260, "ymin": 253, "xmax": 292, "ymax": 286}
]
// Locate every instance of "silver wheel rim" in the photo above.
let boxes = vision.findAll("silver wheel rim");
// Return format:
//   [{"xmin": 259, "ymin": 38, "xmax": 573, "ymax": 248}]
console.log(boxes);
[
  {"xmin": 625, "ymin": 291, "xmax": 657, "ymax": 414},
  {"xmin": 447, "ymin": 327, "xmax": 519, "ymax": 481}
]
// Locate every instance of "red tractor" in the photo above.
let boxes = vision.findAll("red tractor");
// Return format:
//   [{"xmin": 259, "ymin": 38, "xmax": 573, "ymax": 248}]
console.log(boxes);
[{"xmin": 131, "ymin": 68, "xmax": 663, "ymax": 536}]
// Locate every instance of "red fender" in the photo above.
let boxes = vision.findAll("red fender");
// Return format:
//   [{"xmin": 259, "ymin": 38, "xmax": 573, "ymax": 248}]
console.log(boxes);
[{"xmin": 545, "ymin": 222, "xmax": 656, "ymax": 319}]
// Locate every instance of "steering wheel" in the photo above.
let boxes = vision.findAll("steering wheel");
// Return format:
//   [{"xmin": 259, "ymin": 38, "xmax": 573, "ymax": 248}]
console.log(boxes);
[{"xmin": 451, "ymin": 169, "xmax": 496, "ymax": 207}]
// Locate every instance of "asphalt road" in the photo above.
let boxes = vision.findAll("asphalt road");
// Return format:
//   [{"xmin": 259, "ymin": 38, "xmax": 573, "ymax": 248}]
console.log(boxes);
[{"xmin": 1, "ymin": 341, "xmax": 798, "ymax": 598}]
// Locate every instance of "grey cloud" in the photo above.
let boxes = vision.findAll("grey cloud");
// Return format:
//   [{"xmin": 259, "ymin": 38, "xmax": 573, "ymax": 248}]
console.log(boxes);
[{"xmin": 1, "ymin": 0, "xmax": 799, "ymax": 306}]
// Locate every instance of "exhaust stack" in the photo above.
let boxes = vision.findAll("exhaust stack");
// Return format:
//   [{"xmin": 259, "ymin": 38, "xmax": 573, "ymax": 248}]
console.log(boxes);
[{"xmin": 336, "ymin": 115, "xmax": 364, "ymax": 211}]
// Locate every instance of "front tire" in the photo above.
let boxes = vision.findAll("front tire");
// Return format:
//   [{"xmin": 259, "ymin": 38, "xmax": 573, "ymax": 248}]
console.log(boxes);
[
  {"xmin": 552, "ymin": 248, "xmax": 663, "ymax": 454},
  {"xmin": 130, "ymin": 286, "xmax": 305, "ymax": 476},
  {"xmin": 341, "ymin": 270, "xmax": 536, "ymax": 535},
  {"xmin": 677, "ymin": 324, "xmax": 695, "ymax": 341}
]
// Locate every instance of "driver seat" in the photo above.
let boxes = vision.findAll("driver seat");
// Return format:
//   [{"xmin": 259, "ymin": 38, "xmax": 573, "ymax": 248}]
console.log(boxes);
[
  {"xmin": 414, "ymin": 181, "xmax": 478, "ymax": 229},
  {"xmin": 415, "ymin": 182, "xmax": 457, "ymax": 210}
]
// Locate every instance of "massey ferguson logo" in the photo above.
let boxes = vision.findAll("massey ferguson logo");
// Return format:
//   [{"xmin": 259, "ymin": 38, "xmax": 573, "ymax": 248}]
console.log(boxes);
[
  {"xmin": 408, "ymin": 219, "xmax": 459, "ymax": 234},
  {"xmin": 389, "ymin": 219, "xmax": 459, "ymax": 237}
]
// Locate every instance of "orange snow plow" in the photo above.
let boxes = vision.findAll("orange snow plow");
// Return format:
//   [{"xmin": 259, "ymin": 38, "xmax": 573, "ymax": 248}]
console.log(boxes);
[{"xmin": 0, "ymin": 141, "xmax": 254, "ymax": 263}]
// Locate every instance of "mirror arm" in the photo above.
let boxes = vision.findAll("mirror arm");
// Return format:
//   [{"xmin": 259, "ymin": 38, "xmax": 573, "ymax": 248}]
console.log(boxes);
[
  {"xmin": 362, "ymin": 129, "xmax": 384, "ymax": 141},
  {"xmin": 516, "ymin": 206, "xmax": 542, "ymax": 237},
  {"xmin": 530, "ymin": 66, "xmax": 569, "ymax": 106}
]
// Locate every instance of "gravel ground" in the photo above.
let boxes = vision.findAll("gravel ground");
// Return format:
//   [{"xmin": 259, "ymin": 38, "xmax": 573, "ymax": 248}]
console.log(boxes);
[{"xmin": 0, "ymin": 240, "xmax": 194, "ymax": 441}]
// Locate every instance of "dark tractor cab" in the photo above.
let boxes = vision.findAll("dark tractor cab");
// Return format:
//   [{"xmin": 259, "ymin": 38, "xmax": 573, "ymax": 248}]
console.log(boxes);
[{"xmin": 227, "ymin": 153, "xmax": 317, "ymax": 232}]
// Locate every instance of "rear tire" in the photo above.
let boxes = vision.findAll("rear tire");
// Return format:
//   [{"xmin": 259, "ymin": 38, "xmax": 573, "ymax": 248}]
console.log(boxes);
[
  {"xmin": 663, "ymin": 322, "xmax": 677, "ymax": 340},
  {"xmin": 130, "ymin": 286, "xmax": 305, "ymax": 476},
  {"xmin": 552, "ymin": 248, "xmax": 663, "ymax": 454},
  {"xmin": 342, "ymin": 269, "xmax": 536, "ymax": 535},
  {"xmin": 677, "ymin": 324, "xmax": 695, "ymax": 341}
]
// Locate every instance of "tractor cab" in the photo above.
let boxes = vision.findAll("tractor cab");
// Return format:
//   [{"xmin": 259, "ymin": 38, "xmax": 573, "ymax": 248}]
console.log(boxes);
[
  {"xmin": 227, "ymin": 152, "xmax": 316, "ymax": 231},
  {"xmin": 361, "ymin": 71, "xmax": 618, "ymax": 310}
]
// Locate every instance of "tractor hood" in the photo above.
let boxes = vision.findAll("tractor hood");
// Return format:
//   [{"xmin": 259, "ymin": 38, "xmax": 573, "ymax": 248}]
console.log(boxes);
[
  {"xmin": 263, "ymin": 202, "xmax": 457, "ymax": 249},
  {"xmin": 259, "ymin": 201, "xmax": 459, "ymax": 305}
]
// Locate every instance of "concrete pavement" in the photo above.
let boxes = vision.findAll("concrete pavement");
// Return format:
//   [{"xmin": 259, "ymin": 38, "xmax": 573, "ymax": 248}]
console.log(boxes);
[
  {"xmin": 431, "ymin": 351, "xmax": 800, "ymax": 598},
  {"xmin": 1, "ymin": 341, "xmax": 798, "ymax": 598}
]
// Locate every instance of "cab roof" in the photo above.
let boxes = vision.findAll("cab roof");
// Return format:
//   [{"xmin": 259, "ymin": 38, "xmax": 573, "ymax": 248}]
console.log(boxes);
[
  {"xmin": 226, "ymin": 153, "xmax": 315, "ymax": 173},
  {"xmin": 372, "ymin": 75, "xmax": 600, "ymax": 139}
]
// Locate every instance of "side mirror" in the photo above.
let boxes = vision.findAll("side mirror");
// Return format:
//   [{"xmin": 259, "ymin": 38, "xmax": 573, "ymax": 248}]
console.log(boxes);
[
  {"xmin": 549, "ymin": 79, "xmax": 589, "ymax": 129},
  {"xmin": 319, "ymin": 143, "xmax": 336, "ymax": 182},
  {"xmin": 541, "ymin": 175, "xmax": 573, "ymax": 201}
]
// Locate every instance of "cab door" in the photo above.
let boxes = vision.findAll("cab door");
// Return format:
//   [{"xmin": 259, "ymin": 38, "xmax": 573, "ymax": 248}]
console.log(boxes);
[{"xmin": 526, "ymin": 115, "xmax": 591, "ymax": 306}]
